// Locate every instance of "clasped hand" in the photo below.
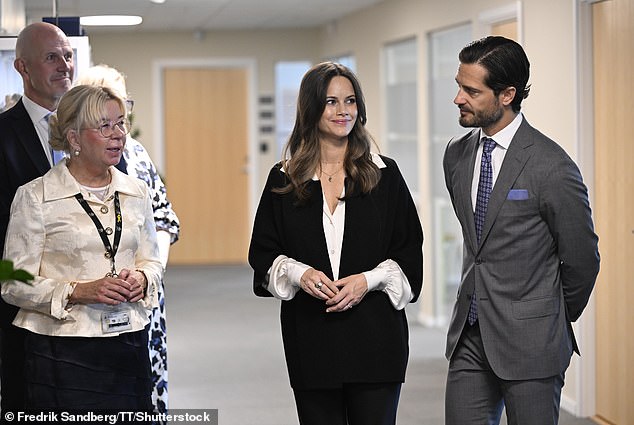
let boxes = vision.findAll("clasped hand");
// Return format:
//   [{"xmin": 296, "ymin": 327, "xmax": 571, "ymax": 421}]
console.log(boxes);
[
  {"xmin": 300, "ymin": 268, "xmax": 368, "ymax": 313},
  {"xmin": 69, "ymin": 268, "xmax": 147, "ymax": 305}
]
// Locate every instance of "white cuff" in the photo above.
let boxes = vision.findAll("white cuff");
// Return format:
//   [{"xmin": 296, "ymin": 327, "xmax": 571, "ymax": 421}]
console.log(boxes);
[
  {"xmin": 363, "ymin": 259, "xmax": 413, "ymax": 310},
  {"xmin": 51, "ymin": 280, "xmax": 74, "ymax": 320},
  {"xmin": 266, "ymin": 255, "xmax": 310, "ymax": 300},
  {"xmin": 363, "ymin": 267, "xmax": 387, "ymax": 291}
]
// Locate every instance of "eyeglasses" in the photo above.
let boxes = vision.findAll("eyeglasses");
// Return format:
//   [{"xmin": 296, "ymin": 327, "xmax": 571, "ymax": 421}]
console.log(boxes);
[
  {"xmin": 125, "ymin": 99, "xmax": 135, "ymax": 113},
  {"xmin": 84, "ymin": 119, "xmax": 131, "ymax": 138}
]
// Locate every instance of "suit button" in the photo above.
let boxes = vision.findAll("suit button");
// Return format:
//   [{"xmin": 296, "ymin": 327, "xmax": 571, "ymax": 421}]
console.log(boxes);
[{"xmin": 475, "ymin": 258, "xmax": 483, "ymax": 265}]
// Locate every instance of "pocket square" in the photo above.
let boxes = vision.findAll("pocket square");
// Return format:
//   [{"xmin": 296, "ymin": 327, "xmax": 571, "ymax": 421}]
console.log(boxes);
[{"xmin": 507, "ymin": 189, "xmax": 529, "ymax": 200}]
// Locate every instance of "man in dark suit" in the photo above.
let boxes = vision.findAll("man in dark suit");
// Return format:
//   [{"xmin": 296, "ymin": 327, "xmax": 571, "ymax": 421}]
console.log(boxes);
[
  {"xmin": 443, "ymin": 36, "xmax": 600, "ymax": 425},
  {"xmin": 0, "ymin": 22, "xmax": 74, "ymax": 412}
]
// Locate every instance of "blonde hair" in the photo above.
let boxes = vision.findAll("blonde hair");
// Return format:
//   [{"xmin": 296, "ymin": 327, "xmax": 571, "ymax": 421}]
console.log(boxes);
[
  {"xmin": 49, "ymin": 85, "xmax": 126, "ymax": 152},
  {"xmin": 75, "ymin": 64, "xmax": 127, "ymax": 99}
]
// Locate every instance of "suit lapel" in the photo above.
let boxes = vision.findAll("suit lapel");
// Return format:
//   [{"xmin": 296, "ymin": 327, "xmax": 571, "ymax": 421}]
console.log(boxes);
[
  {"xmin": 456, "ymin": 131, "xmax": 480, "ymax": 253},
  {"xmin": 10, "ymin": 100, "xmax": 51, "ymax": 175},
  {"xmin": 478, "ymin": 119, "xmax": 534, "ymax": 248}
]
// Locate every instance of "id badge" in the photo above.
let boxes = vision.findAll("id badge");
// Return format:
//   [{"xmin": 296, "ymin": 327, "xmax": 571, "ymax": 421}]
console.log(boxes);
[{"xmin": 101, "ymin": 309, "xmax": 132, "ymax": 333}]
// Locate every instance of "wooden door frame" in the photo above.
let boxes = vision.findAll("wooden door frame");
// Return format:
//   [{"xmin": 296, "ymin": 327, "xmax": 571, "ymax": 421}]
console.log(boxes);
[
  {"xmin": 152, "ymin": 57, "xmax": 259, "ymax": 229},
  {"xmin": 572, "ymin": 0, "xmax": 599, "ymax": 418},
  {"xmin": 477, "ymin": 1, "xmax": 523, "ymax": 42}
]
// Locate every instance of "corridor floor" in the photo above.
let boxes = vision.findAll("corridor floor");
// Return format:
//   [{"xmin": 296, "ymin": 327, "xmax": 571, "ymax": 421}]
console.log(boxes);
[{"xmin": 165, "ymin": 265, "xmax": 595, "ymax": 425}]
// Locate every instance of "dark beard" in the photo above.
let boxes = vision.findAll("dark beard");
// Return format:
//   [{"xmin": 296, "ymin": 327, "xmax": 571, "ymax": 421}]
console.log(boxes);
[{"xmin": 458, "ymin": 101, "xmax": 504, "ymax": 129}]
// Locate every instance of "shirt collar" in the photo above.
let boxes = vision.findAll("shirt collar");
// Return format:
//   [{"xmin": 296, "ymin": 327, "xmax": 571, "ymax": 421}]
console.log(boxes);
[
  {"xmin": 21, "ymin": 94, "xmax": 53, "ymax": 124},
  {"xmin": 479, "ymin": 112, "xmax": 524, "ymax": 150},
  {"xmin": 42, "ymin": 160, "xmax": 146, "ymax": 202}
]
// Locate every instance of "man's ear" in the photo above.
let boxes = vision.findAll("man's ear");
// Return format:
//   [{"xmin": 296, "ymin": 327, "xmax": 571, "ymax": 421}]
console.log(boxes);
[
  {"xmin": 14, "ymin": 58, "xmax": 28, "ymax": 78},
  {"xmin": 500, "ymin": 86, "xmax": 517, "ymax": 107}
]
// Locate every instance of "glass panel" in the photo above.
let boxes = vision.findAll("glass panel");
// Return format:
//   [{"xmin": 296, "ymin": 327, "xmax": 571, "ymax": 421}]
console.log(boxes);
[
  {"xmin": 274, "ymin": 61, "xmax": 311, "ymax": 158},
  {"xmin": 428, "ymin": 23, "xmax": 471, "ymax": 324},
  {"xmin": 1, "ymin": 50, "xmax": 23, "ymax": 111},
  {"xmin": 383, "ymin": 37, "xmax": 418, "ymax": 195}
]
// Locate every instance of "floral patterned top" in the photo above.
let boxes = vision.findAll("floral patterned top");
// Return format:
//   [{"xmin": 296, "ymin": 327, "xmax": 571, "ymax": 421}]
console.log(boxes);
[{"xmin": 123, "ymin": 137, "xmax": 180, "ymax": 244}]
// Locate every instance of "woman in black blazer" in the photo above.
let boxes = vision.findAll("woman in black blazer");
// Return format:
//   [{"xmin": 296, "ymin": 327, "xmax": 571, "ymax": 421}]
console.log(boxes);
[{"xmin": 249, "ymin": 62, "xmax": 423, "ymax": 425}]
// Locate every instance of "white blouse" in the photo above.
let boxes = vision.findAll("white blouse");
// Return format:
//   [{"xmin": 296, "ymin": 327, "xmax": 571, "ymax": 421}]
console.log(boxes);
[{"xmin": 265, "ymin": 154, "xmax": 413, "ymax": 310}]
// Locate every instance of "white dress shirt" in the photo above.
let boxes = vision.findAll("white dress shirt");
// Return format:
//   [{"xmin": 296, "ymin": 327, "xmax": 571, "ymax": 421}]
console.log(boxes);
[
  {"xmin": 471, "ymin": 112, "xmax": 524, "ymax": 210},
  {"xmin": 21, "ymin": 95, "xmax": 55, "ymax": 166}
]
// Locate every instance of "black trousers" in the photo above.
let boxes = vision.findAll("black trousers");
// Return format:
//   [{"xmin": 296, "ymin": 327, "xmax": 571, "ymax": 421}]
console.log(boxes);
[{"xmin": 293, "ymin": 382, "xmax": 402, "ymax": 425}]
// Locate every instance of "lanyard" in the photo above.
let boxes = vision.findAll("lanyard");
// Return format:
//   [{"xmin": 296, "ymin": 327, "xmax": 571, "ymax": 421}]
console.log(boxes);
[{"xmin": 74, "ymin": 191, "xmax": 122, "ymax": 277}]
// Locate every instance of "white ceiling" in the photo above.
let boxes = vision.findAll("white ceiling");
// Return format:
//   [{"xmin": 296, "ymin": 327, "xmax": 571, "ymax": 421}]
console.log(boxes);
[{"xmin": 23, "ymin": 0, "xmax": 385, "ymax": 32}]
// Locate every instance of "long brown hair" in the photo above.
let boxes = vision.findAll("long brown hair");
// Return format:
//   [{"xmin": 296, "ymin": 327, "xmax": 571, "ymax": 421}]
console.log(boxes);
[{"xmin": 277, "ymin": 62, "xmax": 380, "ymax": 202}]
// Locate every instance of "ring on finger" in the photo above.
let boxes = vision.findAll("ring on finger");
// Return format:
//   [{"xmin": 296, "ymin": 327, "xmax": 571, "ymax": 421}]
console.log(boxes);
[
  {"xmin": 346, "ymin": 303, "xmax": 352, "ymax": 309},
  {"xmin": 314, "ymin": 281, "xmax": 323, "ymax": 290}
]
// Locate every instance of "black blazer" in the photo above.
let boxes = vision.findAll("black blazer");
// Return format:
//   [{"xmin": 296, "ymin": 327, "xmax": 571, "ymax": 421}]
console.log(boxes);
[
  {"xmin": 249, "ymin": 155, "xmax": 423, "ymax": 390},
  {"xmin": 0, "ymin": 100, "xmax": 52, "ymax": 327}
]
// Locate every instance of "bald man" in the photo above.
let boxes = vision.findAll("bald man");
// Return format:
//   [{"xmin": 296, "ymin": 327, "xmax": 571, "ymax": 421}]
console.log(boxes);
[{"xmin": 0, "ymin": 22, "xmax": 73, "ymax": 412}]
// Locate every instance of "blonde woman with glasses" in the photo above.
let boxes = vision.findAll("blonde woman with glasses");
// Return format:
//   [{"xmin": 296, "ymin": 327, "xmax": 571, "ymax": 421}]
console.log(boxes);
[{"xmin": 2, "ymin": 85, "xmax": 162, "ymax": 411}]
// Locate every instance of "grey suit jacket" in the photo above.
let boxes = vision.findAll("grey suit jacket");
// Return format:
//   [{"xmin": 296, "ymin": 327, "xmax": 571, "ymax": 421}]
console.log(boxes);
[{"xmin": 443, "ymin": 117, "xmax": 600, "ymax": 380}]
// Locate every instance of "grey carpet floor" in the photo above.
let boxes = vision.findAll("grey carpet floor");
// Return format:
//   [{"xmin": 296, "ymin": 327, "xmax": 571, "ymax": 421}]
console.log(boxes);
[{"xmin": 165, "ymin": 264, "xmax": 595, "ymax": 425}]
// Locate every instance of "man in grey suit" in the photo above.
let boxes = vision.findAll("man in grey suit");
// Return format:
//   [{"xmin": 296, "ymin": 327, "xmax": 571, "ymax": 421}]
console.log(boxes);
[{"xmin": 443, "ymin": 36, "xmax": 600, "ymax": 425}]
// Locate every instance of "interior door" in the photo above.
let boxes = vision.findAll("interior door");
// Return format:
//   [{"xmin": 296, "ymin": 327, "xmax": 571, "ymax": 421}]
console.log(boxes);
[
  {"xmin": 163, "ymin": 67, "xmax": 249, "ymax": 264},
  {"xmin": 593, "ymin": 0, "xmax": 634, "ymax": 423}
]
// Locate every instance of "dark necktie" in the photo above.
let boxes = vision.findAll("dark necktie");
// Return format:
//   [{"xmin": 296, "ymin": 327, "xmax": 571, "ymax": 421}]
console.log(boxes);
[{"xmin": 468, "ymin": 137, "xmax": 496, "ymax": 325}]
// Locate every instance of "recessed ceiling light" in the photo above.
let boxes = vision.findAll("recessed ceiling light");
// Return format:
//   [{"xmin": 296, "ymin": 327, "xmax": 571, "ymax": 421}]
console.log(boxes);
[
  {"xmin": 80, "ymin": 15, "xmax": 143, "ymax": 26},
  {"xmin": 150, "ymin": 0, "xmax": 166, "ymax": 3}
]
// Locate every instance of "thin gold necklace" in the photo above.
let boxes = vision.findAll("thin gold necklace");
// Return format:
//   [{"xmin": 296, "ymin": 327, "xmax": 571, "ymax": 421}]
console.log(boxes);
[{"xmin": 320, "ymin": 165, "xmax": 343, "ymax": 182}]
